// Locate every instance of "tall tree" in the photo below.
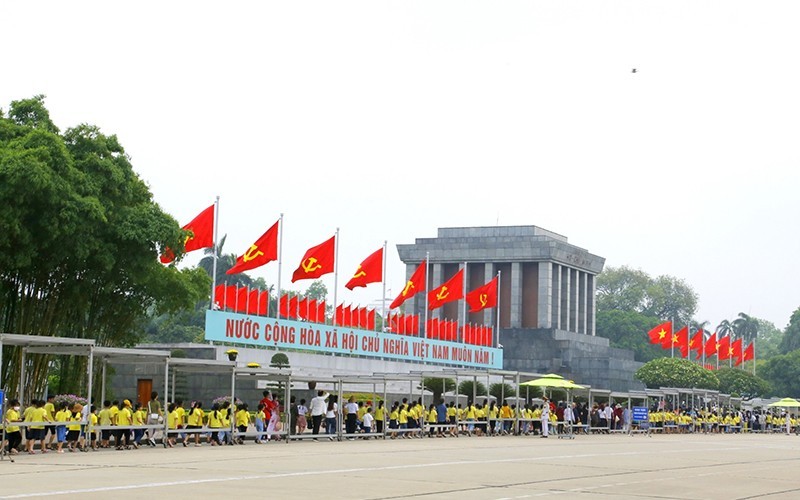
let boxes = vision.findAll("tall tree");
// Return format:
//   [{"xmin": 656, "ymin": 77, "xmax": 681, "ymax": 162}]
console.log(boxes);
[
  {"xmin": 732, "ymin": 312, "xmax": 759, "ymax": 343},
  {"xmin": 778, "ymin": 307, "xmax": 800, "ymax": 354},
  {"xmin": 596, "ymin": 266, "xmax": 697, "ymax": 324}
]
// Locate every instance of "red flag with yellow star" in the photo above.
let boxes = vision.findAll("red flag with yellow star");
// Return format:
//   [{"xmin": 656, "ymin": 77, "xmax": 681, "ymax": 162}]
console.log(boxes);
[
  {"xmin": 160, "ymin": 204, "xmax": 215, "ymax": 263},
  {"xmin": 428, "ymin": 269, "xmax": 464, "ymax": 310},
  {"xmin": 647, "ymin": 321, "xmax": 672, "ymax": 346},
  {"xmin": 717, "ymin": 335, "xmax": 731, "ymax": 360},
  {"xmin": 291, "ymin": 235, "xmax": 335, "ymax": 282},
  {"xmin": 345, "ymin": 247, "xmax": 383, "ymax": 290},
  {"xmin": 742, "ymin": 341, "xmax": 755, "ymax": 363},
  {"xmin": 389, "ymin": 260, "xmax": 426, "ymax": 309},
  {"xmin": 227, "ymin": 220, "xmax": 279, "ymax": 275},
  {"xmin": 731, "ymin": 338, "xmax": 744, "ymax": 365},
  {"xmin": 672, "ymin": 326, "xmax": 689, "ymax": 357},
  {"xmin": 689, "ymin": 329, "xmax": 704, "ymax": 357},
  {"xmin": 466, "ymin": 276, "xmax": 498, "ymax": 313}
]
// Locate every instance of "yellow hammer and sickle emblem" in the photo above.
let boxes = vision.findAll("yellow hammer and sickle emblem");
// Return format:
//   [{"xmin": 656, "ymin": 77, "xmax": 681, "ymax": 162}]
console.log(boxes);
[
  {"xmin": 479, "ymin": 293, "xmax": 488, "ymax": 307},
  {"xmin": 436, "ymin": 286, "xmax": 449, "ymax": 301},
  {"xmin": 401, "ymin": 281, "xmax": 414, "ymax": 296},
  {"xmin": 352, "ymin": 265, "xmax": 367, "ymax": 279},
  {"xmin": 302, "ymin": 257, "xmax": 323, "ymax": 273},
  {"xmin": 243, "ymin": 244, "xmax": 264, "ymax": 263}
]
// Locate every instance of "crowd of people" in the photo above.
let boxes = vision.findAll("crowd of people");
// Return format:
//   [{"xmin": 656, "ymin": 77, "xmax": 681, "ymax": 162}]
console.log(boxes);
[{"xmin": 4, "ymin": 391, "xmax": 797, "ymax": 455}]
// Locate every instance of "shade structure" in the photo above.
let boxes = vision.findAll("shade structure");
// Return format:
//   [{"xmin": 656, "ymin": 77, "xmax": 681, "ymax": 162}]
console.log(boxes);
[
  {"xmin": 520, "ymin": 377, "xmax": 585, "ymax": 390},
  {"xmin": 767, "ymin": 398, "xmax": 800, "ymax": 408}
]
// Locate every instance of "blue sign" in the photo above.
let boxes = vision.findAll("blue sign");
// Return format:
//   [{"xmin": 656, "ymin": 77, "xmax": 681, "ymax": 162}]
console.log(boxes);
[
  {"xmin": 205, "ymin": 310, "xmax": 503, "ymax": 369},
  {"xmin": 632, "ymin": 406, "xmax": 649, "ymax": 422}
]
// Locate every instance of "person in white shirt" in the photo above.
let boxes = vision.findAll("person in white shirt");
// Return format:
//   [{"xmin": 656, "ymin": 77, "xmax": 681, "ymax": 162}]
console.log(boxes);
[
  {"xmin": 564, "ymin": 404, "xmax": 574, "ymax": 434},
  {"xmin": 309, "ymin": 391, "xmax": 329, "ymax": 437},
  {"xmin": 604, "ymin": 404, "xmax": 614, "ymax": 431},
  {"xmin": 297, "ymin": 399, "xmax": 309, "ymax": 434},
  {"xmin": 541, "ymin": 398, "xmax": 550, "ymax": 438},
  {"xmin": 344, "ymin": 396, "xmax": 359, "ymax": 439},
  {"xmin": 325, "ymin": 398, "xmax": 339, "ymax": 440},
  {"xmin": 361, "ymin": 408, "xmax": 374, "ymax": 438}
]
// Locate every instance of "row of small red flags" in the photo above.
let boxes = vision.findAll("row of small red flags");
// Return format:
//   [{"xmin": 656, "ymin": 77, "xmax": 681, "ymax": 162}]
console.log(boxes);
[
  {"xmin": 647, "ymin": 321, "xmax": 755, "ymax": 366},
  {"xmin": 215, "ymin": 285, "xmax": 493, "ymax": 346}
]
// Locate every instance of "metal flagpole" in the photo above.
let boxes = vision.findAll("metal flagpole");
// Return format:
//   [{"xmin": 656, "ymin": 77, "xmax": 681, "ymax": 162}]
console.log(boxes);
[
  {"xmin": 423, "ymin": 252, "xmax": 430, "ymax": 339},
  {"xmin": 461, "ymin": 261, "xmax": 468, "ymax": 343},
  {"xmin": 752, "ymin": 338, "xmax": 756, "ymax": 376},
  {"xmin": 332, "ymin": 228, "xmax": 340, "ymax": 326},
  {"xmin": 496, "ymin": 270, "xmax": 502, "ymax": 348},
  {"xmin": 210, "ymin": 196, "xmax": 220, "ymax": 310},
  {"xmin": 380, "ymin": 240, "xmax": 387, "ymax": 333},
  {"xmin": 276, "ymin": 213, "xmax": 284, "ymax": 320}
]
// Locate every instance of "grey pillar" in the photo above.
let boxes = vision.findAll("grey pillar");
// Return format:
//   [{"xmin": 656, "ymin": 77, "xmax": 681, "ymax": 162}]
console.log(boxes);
[
  {"xmin": 483, "ymin": 262, "xmax": 496, "ymax": 326},
  {"xmin": 431, "ymin": 263, "xmax": 443, "ymax": 320},
  {"xmin": 570, "ymin": 269, "xmax": 579, "ymax": 333},
  {"xmin": 510, "ymin": 262, "xmax": 522, "ymax": 328},
  {"xmin": 537, "ymin": 262, "xmax": 552, "ymax": 329},
  {"xmin": 588, "ymin": 274, "xmax": 596, "ymax": 336},
  {"xmin": 561, "ymin": 267, "xmax": 571, "ymax": 331},
  {"xmin": 553, "ymin": 264, "xmax": 561, "ymax": 330},
  {"xmin": 579, "ymin": 272, "xmax": 588, "ymax": 335}
]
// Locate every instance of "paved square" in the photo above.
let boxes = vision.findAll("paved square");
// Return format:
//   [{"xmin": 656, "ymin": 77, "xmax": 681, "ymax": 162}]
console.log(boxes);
[{"xmin": 1, "ymin": 433, "xmax": 799, "ymax": 499}]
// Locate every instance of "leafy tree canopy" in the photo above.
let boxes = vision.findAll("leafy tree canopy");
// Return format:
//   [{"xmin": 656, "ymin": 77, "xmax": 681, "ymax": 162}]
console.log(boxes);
[
  {"xmin": 595, "ymin": 309, "xmax": 664, "ymax": 362},
  {"xmin": 759, "ymin": 349, "xmax": 800, "ymax": 397},
  {"xmin": 778, "ymin": 307, "xmax": 800, "ymax": 354},
  {"xmin": 715, "ymin": 368, "xmax": 770, "ymax": 398},
  {"xmin": 635, "ymin": 358, "xmax": 719, "ymax": 390}
]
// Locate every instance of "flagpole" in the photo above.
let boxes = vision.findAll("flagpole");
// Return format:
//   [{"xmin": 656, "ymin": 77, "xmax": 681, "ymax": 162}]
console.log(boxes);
[
  {"xmin": 752, "ymin": 338, "xmax": 757, "ymax": 376},
  {"xmin": 380, "ymin": 240, "xmax": 387, "ymax": 333},
  {"xmin": 332, "ymin": 228, "xmax": 340, "ymax": 327},
  {"xmin": 210, "ymin": 196, "xmax": 220, "ymax": 310},
  {"xmin": 461, "ymin": 261, "xmax": 468, "ymax": 342},
  {"xmin": 276, "ymin": 213, "xmax": 284, "ymax": 320},
  {"xmin": 423, "ymin": 252, "xmax": 430, "ymax": 339},
  {"xmin": 496, "ymin": 270, "xmax": 502, "ymax": 348}
]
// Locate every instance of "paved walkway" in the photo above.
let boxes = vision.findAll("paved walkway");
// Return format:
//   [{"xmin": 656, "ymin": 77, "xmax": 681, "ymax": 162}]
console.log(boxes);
[{"xmin": 1, "ymin": 434, "xmax": 799, "ymax": 499}]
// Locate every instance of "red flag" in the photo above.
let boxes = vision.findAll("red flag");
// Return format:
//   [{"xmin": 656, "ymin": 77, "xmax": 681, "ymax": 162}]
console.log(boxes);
[
  {"xmin": 224, "ymin": 285, "xmax": 237, "ymax": 311},
  {"xmin": 291, "ymin": 235, "xmax": 335, "ymax": 282},
  {"xmin": 160, "ymin": 204, "xmax": 215, "ymax": 263},
  {"xmin": 647, "ymin": 321, "xmax": 672, "ymax": 346},
  {"xmin": 390, "ymin": 260, "xmax": 426, "ymax": 309},
  {"xmin": 742, "ymin": 342, "xmax": 755, "ymax": 362},
  {"xmin": 704, "ymin": 332, "xmax": 718, "ymax": 358},
  {"xmin": 717, "ymin": 335, "xmax": 731, "ymax": 360},
  {"xmin": 367, "ymin": 309, "xmax": 376, "ymax": 330},
  {"xmin": 258, "ymin": 290, "xmax": 269, "ymax": 316},
  {"xmin": 428, "ymin": 269, "xmax": 465, "ymax": 310},
  {"xmin": 672, "ymin": 326, "xmax": 689, "ymax": 357},
  {"xmin": 236, "ymin": 287, "xmax": 248, "ymax": 313},
  {"xmin": 466, "ymin": 277, "xmax": 498, "ymax": 313},
  {"xmin": 280, "ymin": 294, "xmax": 289, "ymax": 318},
  {"xmin": 227, "ymin": 220, "xmax": 279, "ymax": 275},
  {"xmin": 344, "ymin": 305, "xmax": 352, "ymax": 328},
  {"xmin": 213, "ymin": 284, "xmax": 225, "ymax": 310},
  {"xmin": 335, "ymin": 304, "xmax": 344, "ymax": 326},
  {"xmin": 345, "ymin": 248, "xmax": 383, "ymax": 290},
  {"xmin": 298, "ymin": 298, "xmax": 308, "ymax": 320},
  {"xmin": 689, "ymin": 330, "xmax": 704, "ymax": 356},
  {"xmin": 288, "ymin": 295, "xmax": 299, "ymax": 319},
  {"xmin": 307, "ymin": 299, "xmax": 317, "ymax": 322},
  {"xmin": 359, "ymin": 308, "xmax": 368, "ymax": 329},
  {"xmin": 731, "ymin": 339, "xmax": 744, "ymax": 365},
  {"xmin": 247, "ymin": 290, "xmax": 260, "ymax": 315},
  {"xmin": 317, "ymin": 300, "xmax": 326, "ymax": 324}
]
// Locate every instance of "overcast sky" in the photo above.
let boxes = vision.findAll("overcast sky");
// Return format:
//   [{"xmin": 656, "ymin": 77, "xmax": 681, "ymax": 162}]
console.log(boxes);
[{"xmin": 3, "ymin": 1, "xmax": 799, "ymax": 330}]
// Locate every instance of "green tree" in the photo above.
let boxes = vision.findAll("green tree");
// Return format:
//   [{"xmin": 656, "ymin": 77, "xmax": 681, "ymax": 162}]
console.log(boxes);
[
  {"xmin": 269, "ymin": 352, "xmax": 290, "ymax": 392},
  {"xmin": 635, "ymin": 358, "xmax": 719, "ymax": 390},
  {"xmin": 420, "ymin": 377, "xmax": 455, "ymax": 403},
  {"xmin": 596, "ymin": 266, "xmax": 697, "ymax": 324},
  {"xmin": 595, "ymin": 310, "xmax": 664, "ymax": 362},
  {"xmin": 304, "ymin": 280, "xmax": 328, "ymax": 301},
  {"xmin": 760, "ymin": 349, "xmax": 800, "ymax": 396},
  {"xmin": 0, "ymin": 96, "xmax": 208, "ymax": 400},
  {"xmin": 732, "ymin": 312, "xmax": 759, "ymax": 343},
  {"xmin": 458, "ymin": 380, "xmax": 487, "ymax": 400},
  {"xmin": 754, "ymin": 318, "xmax": 782, "ymax": 360},
  {"xmin": 778, "ymin": 307, "xmax": 800, "ymax": 354},
  {"xmin": 489, "ymin": 383, "xmax": 516, "ymax": 402},
  {"xmin": 716, "ymin": 368, "xmax": 770, "ymax": 398}
]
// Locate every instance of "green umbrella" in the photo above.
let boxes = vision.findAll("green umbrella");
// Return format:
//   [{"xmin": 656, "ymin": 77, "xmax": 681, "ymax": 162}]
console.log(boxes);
[
  {"xmin": 520, "ymin": 377, "xmax": 585, "ymax": 390},
  {"xmin": 767, "ymin": 398, "xmax": 800, "ymax": 408}
]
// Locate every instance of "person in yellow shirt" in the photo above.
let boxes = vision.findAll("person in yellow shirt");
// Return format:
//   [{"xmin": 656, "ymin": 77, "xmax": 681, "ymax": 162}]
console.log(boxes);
[
  {"xmin": 186, "ymin": 401, "xmax": 205, "ymax": 446},
  {"xmin": 374, "ymin": 401, "xmax": 386, "ymax": 436},
  {"xmin": 235, "ymin": 403, "xmax": 250, "ymax": 445},
  {"xmin": 26, "ymin": 400, "xmax": 51, "ymax": 454},
  {"xmin": 53, "ymin": 403, "xmax": 71, "ymax": 453},
  {"xmin": 175, "ymin": 399, "xmax": 187, "ymax": 446},
  {"xmin": 207, "ymin": 403, "xmax": 224, "ymax": 446},
  {"xmin": 115, "ymin": 400, "xmax": 133, "ymax": 450},
  {"xmin": 66, "ymin": 404, "xmax": 83, "ymax": 452},
  {"xmin": 398, "ymin": 404, "xmax": 409, "ymax": 438},
  {"xmin": 389, "ymin": 402, "xmax": 400, "ymax": 439},
  {"xmin": 132, "ymin": 402, "xmax": 146, "ymax": 447},
  {"xmin": 43, "ymin": 395, "xmax": 56, "ymax": 450},
  {"xmin": 87, "ymin": 405, "xmax": 99, "ymax": 451},
  {"xmin": 4, "ymin": 398, "xmax": 23, "ymax": 455},
  {"xmin": 427, "ymin": 404, "xmax": 438, "ymax": 437},
  {"xmin": 166, "ymin": 403, "xmax": 179, "ymax": 448}
]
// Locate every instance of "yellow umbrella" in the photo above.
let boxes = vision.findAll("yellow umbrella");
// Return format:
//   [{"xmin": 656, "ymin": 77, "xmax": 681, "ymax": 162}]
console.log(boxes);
[
  {"xmin": 520, "ymin": 377, "xmax": 585, "ymax": 390},
  {"xmin": 768, "ymin": 398, "xmax": 800, "ymax": 408}
]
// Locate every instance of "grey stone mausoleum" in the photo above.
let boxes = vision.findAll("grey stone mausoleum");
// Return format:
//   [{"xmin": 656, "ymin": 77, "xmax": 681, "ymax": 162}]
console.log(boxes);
[{"xmin": 397, "ymin": 226, "xmax": 643, "ymax": 392}]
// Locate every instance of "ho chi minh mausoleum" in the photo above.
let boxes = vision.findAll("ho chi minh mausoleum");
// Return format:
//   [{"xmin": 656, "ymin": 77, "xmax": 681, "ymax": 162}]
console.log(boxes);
[{"xmin": 397, "ymin": 225, "xmax": 644, "ymax": 392}]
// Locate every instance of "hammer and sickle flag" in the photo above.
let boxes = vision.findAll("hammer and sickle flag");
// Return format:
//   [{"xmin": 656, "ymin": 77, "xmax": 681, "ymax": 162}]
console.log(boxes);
[
  {"xmin": 291, "ymin": 235, "xmax": 336, "ymax": 282},
  {"xmin": 345, "ymin": 247, "xmax": 383, "ymax": 290},
  {"xmin": 227, "ymin": 220, "xmax": 280, "ymax": 275},
  {"xmin": 466, "ymin": 276, "xmax": 498, "ymax": 313},
  {"xmin": 159, "ymin": 204, "xmax": 215, "ymax": 264},
  {"xmin": 389, "ymin": 260, "xmax": 426, "ymax": 309},
  {"xmin": 428, "ymin": 268, "xmax": 464, "ymax": 310}
]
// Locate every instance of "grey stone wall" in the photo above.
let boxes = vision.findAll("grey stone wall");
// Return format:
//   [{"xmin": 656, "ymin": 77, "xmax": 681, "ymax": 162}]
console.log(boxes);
[{"xmin": 500, "ymin": 328, "xmax": 644, "ymax": 392}]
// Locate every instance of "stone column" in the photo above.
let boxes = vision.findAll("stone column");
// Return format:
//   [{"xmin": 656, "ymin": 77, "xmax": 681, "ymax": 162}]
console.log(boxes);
[
  {"xmin": 553, "ymin": 264, "xmax": 561, "ymax": 330},
  {"xmin": 588, "ymin": 274, "xmax": 596, "ymax": 336},
  {"xmin": 537, "ymin": 262, "xmax": 552, "ymax": 329},
  {"xmin": 579, "ymin": 271, "xmax": 587, "ymax": 334},
  {"xmin": 510, "ymin": 262, "xmax": 522, "ymax": 328},
  {"xmin": 562, "ymin": 266, "xmax": 571, "ymax": 332},
  {"xmin": 483, "ymin": 262, "xmax": 496, "ymax": 326},
  {"xmin": 570, "ymin": 269, "xmax": 579, "ymax": 333}
]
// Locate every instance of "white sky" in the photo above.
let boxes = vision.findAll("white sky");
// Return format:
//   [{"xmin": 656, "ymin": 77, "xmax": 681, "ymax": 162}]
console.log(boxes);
[{"xmin": 3, "ymin": 1, "xmax": 799, "ymax": 329}]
